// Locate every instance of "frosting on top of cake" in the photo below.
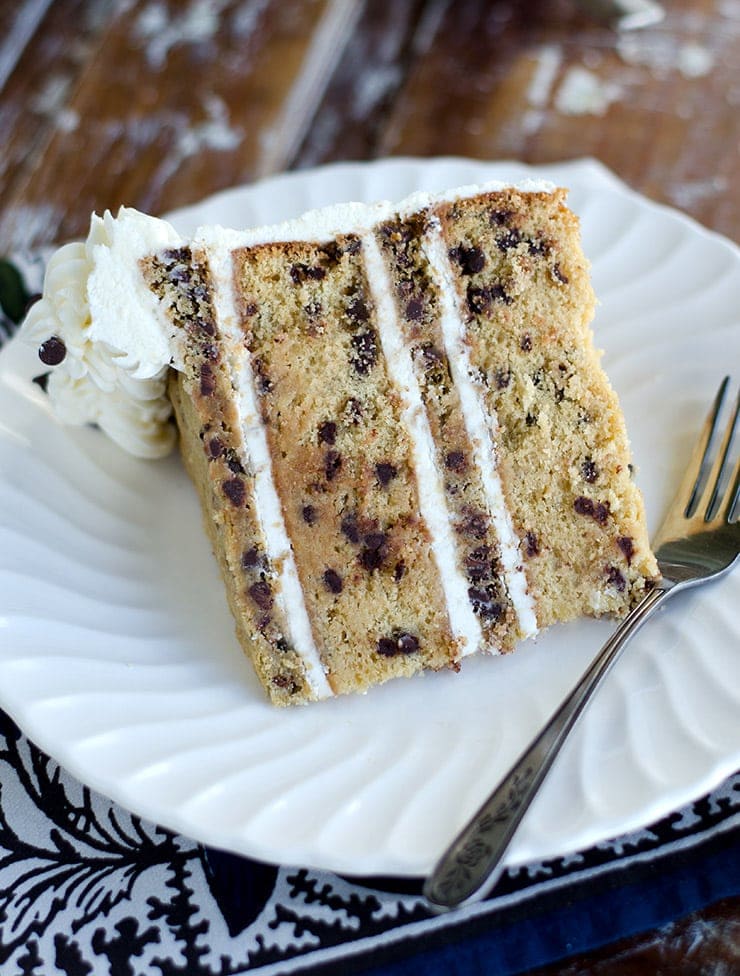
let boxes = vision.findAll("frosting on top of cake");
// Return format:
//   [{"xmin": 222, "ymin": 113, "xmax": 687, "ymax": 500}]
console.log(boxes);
[{"xmin": 21, "ymin": 207, "xmax": 183, "ymax": 458}]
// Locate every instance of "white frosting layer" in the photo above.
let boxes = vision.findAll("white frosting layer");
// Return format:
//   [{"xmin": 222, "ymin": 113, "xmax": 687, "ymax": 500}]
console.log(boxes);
[
  {"xmin": 21, "ymin": 208, "xmax": 183, "ymax": 458},
  {"xmin": 422, "ymin": 219, "xmax": 539, "ymax": 640},
  {"xmin": 361, "ymin": 233, "xmax": 482, "ymax": 658},
  {"xmin": 203, "ymin": 241, "xmax": 334, "ymax": 700}
]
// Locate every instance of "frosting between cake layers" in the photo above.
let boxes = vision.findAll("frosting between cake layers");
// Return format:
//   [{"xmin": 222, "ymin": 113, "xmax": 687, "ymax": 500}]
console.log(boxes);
[
  {"xmin": 203, "ymin": 240, "xmax": 334, "ymax": 700},
  {"xmin": 21, "ymin": 207, "xmax": 183, "ymax": 458},
  {"xmin": 361, "ymin": 232, "xmax": 483, "ymax": 657},
  {"xmin": 422, "ymin": 218, "xmax": 540, "ymax": 639}
]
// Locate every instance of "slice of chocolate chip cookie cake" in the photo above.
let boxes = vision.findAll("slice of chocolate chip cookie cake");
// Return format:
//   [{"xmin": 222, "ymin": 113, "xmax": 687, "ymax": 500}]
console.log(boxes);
[{"xmin": 23, "ymin": 181, "xmax": 659, "ymax": 705}]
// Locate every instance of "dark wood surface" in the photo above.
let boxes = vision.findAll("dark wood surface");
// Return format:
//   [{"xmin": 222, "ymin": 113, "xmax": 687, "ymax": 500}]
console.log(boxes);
[{"xmin": 1, "ymin": 1, "xmax": 738, "ymax": 971}]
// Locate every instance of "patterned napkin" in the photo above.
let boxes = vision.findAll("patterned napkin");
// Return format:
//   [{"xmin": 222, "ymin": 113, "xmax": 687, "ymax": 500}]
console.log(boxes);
[{"xmin": 0, "ymin": 255, "xmax": 737, "ymax": 976}]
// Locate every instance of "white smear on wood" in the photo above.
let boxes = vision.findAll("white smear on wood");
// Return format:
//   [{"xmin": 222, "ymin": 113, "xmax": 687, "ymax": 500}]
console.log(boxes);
[
  {"xmin": 617, "ymin": 35, "xmax": 715, "ymax": 78},
  {"xmin": 527, "ymin": 45, "xmax": 562, "ymax": 108},
  {"xmin": 669, "ymin": 176, "xmax": 728, "ymax": 210},
  {"xmin": 555, "ymin": 67, "xmax": 623, "ymax": 116},
  {"xmin": 135, "ymin": 0, "xmax": 230, "ymax": 69},
  {"xmin": 0, "ymin": 203, "xmax": 64, "ymax": 251},
  {"xmin": 0, "ymin": 0, "xmax": 54, "ymax": 93},
  {"xmin": 176, "ymin": 95, "xmax": 242, "ymax": 157}
]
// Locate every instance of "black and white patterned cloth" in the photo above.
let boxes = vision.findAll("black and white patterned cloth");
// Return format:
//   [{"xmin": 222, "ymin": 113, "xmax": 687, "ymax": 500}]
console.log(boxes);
[{"xmin": 0, "ymin": 254, "xmax": 738, "ymax": 976}]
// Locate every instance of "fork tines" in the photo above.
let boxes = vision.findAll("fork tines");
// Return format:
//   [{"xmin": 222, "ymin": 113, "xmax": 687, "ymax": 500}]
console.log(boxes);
[{"xmin": 684, "ymin": 376, "xmax": 740, "ymax": 523}]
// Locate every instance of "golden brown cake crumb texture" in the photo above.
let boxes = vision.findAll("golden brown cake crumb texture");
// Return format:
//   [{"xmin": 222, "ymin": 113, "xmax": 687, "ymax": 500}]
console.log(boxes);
[
  {"xmin": 233, "ymin": 236, "xmax": 459, "ymax": 697},
  {"xmin": 375, "ymin": 214, "xmax": 519, "ymax": 650},
  {"xmin": 436, "ymin": 188, "xmax": 658, "ymax": 625},
  {"xmin": 143, "ymin": 248, "xmax": 315, "ymax": 705}
]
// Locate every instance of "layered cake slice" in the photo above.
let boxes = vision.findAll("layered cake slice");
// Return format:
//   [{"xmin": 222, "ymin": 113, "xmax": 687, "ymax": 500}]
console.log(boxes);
[{"xmin": 23, "ymin": 181, "xmax": 659, "ymax": 705}]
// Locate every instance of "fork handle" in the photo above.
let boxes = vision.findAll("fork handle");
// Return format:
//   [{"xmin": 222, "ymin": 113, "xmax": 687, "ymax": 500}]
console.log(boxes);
[{"xmin": 424, "ymin": 583, "xmax": 672, "ymax": 911}]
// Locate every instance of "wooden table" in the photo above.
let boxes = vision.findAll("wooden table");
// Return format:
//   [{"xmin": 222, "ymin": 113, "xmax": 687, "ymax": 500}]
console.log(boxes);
[{"xmin": 1, "ymin": 1, "xmax": 738, "ymax": 971}]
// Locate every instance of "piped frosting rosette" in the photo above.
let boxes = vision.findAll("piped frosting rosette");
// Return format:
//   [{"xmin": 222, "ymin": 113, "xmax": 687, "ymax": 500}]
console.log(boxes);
[{"xmin": 21, "ymin": 208, "xmax": 183, "ymax": 459}]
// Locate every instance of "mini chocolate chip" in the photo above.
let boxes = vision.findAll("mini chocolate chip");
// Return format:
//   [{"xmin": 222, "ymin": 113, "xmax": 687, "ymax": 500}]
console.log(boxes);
[
  {"xmin": 397, "ymin": 632, "xmax": 419, "ymax": 654},
  {"xmin": 377, "ymin": 631, "xmax": 419, "ymax": 656},
  {"xmin": 520, "ymin": 333, "xmax": 532, "ymax": 352},
  {"xmin": 290, "ymin": 263, "xmax": 325, "ymax": 284},
  {"xmin": 497, "ymin": 228, "xmax": 523, "ymax": 251},
  {"xmin": 460, "ymin": 511, "xmax": 488, "ymax": 539},
  {"xmin": 467, "ymin": 283, "xmax": 511, "ymax": 315},
  {"xmin": 525, "ymin": 531, "xmax": 539, "ymax": 557},
  {"xmin": 163, "ymin": 246, "xmax": 190, "ymax": 263},
  {"xmin": 581, "ymin": 458, "xmax": 599, "ymax": 484},
  {"xmin": 200, "ymin": 363, "xmax": 216, "ymax": 396},
  {"xmin": 253, "ymin": 357, "xmax": 272, "ymax": 394},
  {"xmin": 347, "ymin": 297, "xmax": 369, "ymax": 324},
  {"xmin": 302, "ymin": 504, "xmax": 317, "ymax": 525},
  {"xmin": 168, "ymin": 265, "xmax": 191, "ymax": 285},
  {"xmin": 445, "ymin": 451, "xmax": 466, "ymax": 473},
  {"xmin": 325, "ymin": 449, "xmax": 342, "ymax": 481},
  {"xmin": 574, "ymin": 496, "xmax": 595, "ymax": 517},
  {"xmin": 341, "ymin": 514, "xmax": 360, "ymax": 544},
  {"xmin": 201, "ymin": 342, "xmax": 219, "ymax": 361},
  {"xmin": 206, "ymin": 436, "xmax": 224, "ymax": 460},
  {"xmin": 465, "ymin": 545, "xmax": 491, "ymax": 581},
  {"xmin": 405, "ymin": 297, "xmax": 423, "ymax": 321},
  {"xmin": 421, "ymin": 344, "xmax": 444, "ymax": 366},
  {"xmin": 552, "ymin": 264, "xmax": 569, "ymax": 284},
  {"xmin": 249, "ymin": 580, "xmax": 273, "ymax": 610},
  {"xmin": 394, "ymin": 560, "xmax": 406, "ymax": 582},
  {"xmin": 364, "ymin": 531, "xmax": 387, "ymax": 551},
  {"xmin": 490, "ymin": 209, "xmax": 513, "ymax": 226},
  {"xmin": 225, "ymin": 449, "xmax": 245, "ymax": 474},
  {"xmin": 375, "ymin": 462, "xmax": 398, "ymax": 486},
  {"xmin": 38, "ymin": 336, "xmax": 66, "ymax": 366},
  {"xmin": 323, "ymin": 568, "xmax": 343, "ymax": 594},
  {"xmin": 468, "ymin": 587, "xmax": 503, "ymax": 621},
  {"xmin": 525, "ymin": 413, "xmax": 537, "ymax": 427},
  {"xmin": 594, "ymin": 502, "xmax": 610, "ymax": 524},
  {"xmin": 222, "ymin": 478, "xmax": 245, "ymax": 507},
  {"xmin": 195, "ymin": 316, "xmax": 216, "ymax": 336},
  {"xmin": 606, "ymin": 565, "xmax": 626, "ymax": 592},
  {"xmin": 318, "ymin": 421, "xmax": 337, "ymax": 445},
  {"xmin": 244, "ymin": 302, "xmax": 258, "ymax": 316},
  {"xmin": 345, "ymin": 397, "xmax": 363, "ymax": 423},
  {"xmin": 359, "ymin": 547, "xmax": 384, "ymax": 571},
  {"xmin": 494, "ymin": 368, "xmax": 511, "ymax": 390},
  {"xmin": 450, "ymin": 245, "xmax": 485, "ymax": 275},
  {"xmin": 350, "ymin": 330, "xmax": 378, "ymax": 375},
  {"xmin": 241, "ymin": 547, "xmax": 260, "ymax": 569},
  {"xmin": 618, "ymin": 536, "xmax": 635, "ymax": 565}
]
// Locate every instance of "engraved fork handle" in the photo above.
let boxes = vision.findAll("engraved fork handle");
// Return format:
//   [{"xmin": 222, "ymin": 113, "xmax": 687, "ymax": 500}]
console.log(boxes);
[{"xmin": 424, "ymin": 583, "xmax": 672, "ymax": 911}]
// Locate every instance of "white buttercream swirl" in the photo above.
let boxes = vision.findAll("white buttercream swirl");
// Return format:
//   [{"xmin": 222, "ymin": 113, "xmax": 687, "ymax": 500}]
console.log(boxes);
[{"xmin": 21, "ymin": 208, "xmax": 182, "ymax": 458}]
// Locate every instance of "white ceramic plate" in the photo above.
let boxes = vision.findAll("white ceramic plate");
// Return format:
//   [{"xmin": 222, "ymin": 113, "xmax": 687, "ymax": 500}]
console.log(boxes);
[{"xmin": 1, "ymin": 158, "xmax": 738, "ymax": 878}]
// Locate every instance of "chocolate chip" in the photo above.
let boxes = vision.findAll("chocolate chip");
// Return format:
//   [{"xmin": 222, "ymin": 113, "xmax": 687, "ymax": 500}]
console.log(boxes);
[
  {"xmin": 467, "ymin": 283, "xmax": 511, "ymax": 315},
  {"xmin": 344, "ymin": 397, "xmax": 363, "ymax": 423},
  {"xmin": 594, "ymin": 502, "xmax": 610, "ymax": 524},
  {"xmin": 376, "ymin": 631, "xmax": 419, "ymax": 656},
  {"xmin": 375, "ymin": 462, "xmax": 398, "ymax": 486},
  {"xmin": 200, "ymin": 363, "xmax": 216, "ymax": 396},
  {"xmin": 253, "ymin": 357, "xmax": 272, "ymax": 394},
  {"xmin": 302, "ymin": 504, "xmax": 317, "ymax": 525},
  {"xmin": 241, "ymin": 547, "xmax": 260, "ymax": 569},
  {"xmin": 494, "ymin": 368, "xmax": 511, "ymax": 390},
  {"xmin": 249, "ymin": 580, "xmax": 273, "ymax": 610},
  {"xmin": 290, "ymin": 263, "xmax": 325, "ymax": 284},
  {"xmin": 244, "ymin": 302, "xmax": 258, "ymax": 316},
  {"xmin": 552, "ymin": 264, "xmax": 569, "ymax": 284},
  {"xmin": 445, "ymin": 451, "xmax": 466, "ymax": 473},
  {"xmin": 38, "ymin": 336, "xmax": 66, "ymax": 366},
  {"xmin": 394, "ymin": 560, "xmax": 406, "ymax": 582},
  {"xmin": 450, "ymin": 245, "xmax": 485, "ymax": 276},
  {"xmin": 318, "ymin": 421, "xmax": 337, "ymax": 445},
  {"xmin": 225, "ymin": 449, "xmax": 245, "ymax": 474},
  {"xmin": 525, "ymin": 531, "xmax": 539, "ymax": 557},
  {"xmin": 347, "ymin": 297, "xmax": 369, "ymax": 324},
  {"xmin": 323, "ymin": 568, "xmax": 343, "ymax": 594},
  {"xmin": 222, "ymin": 478, "xmax": 245, "ymax": 507},
  {"xmin": 618, "ymin": 536, "xmax": 634, "ymax": 565},
  {"xmin": 206, "ymin": 436, "xmax": 224, "ymax": 460},
  {"xmin": 405, "ymin": 298, "xmax": 423, "ymax": 321},
  {"xmin": 341, "ymin": 514, "xmax": 360, "ymax": 544},
  {"xmin": 497, "ymin": 228, "xmax": 523, "ymax": 251},
  {"xmin": 304, "ymin": 299, "xmax": 322, "ymax": 319},
  {"xmin": 325, "ymin": 449, "xmax": 342, "ymax": 481},
  {"xmin": 520, "ymin": 333, "xmax": 532, "ymax": 352},
  {"xmin": 525, "ymin": 413, "xmax": 537, "ymax": 427},
  {"xmin": 581, "ymin": 458, "xmax": 599, "ymax": 484},
  {"xmin": 459, "ymin": 511, "xmax": 488, "ymax": 539},
  {"xmin": 574, "ymin": 496, "xmax": 595, "ymax": 517},
  {"xmin": 465, "ymin": 545, "xmax": 491, "ymax": 581},
  {"xmin": 606, "ymin": 565, "xmax": 626, "ymax": 592},
  {"xmin": 364, "ymin": 531, "xmax": 387, "ymax": 551},
  {"xmin": 468, "ymin": 587, "xmax": 504, "ymax": 621},
  {"xmin": 195, "ymin": 316, "xmax": 216, "ymax": 336},
  {"xmin": 359, "ymin": 547, "xmax": 384, "ymax": 571},
  {"xmin": 350, "ymin": 330, "xmax": 378, "ymax": 375},
  {"xmin": 490, "ymin": 209, "xmax": 514, "ymax": 226}
]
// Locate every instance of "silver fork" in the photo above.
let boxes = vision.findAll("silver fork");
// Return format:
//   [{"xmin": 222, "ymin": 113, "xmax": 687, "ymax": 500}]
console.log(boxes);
[{"xmin": 425, "ymin": 377, "xmax": 740, "ymax": 911}]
